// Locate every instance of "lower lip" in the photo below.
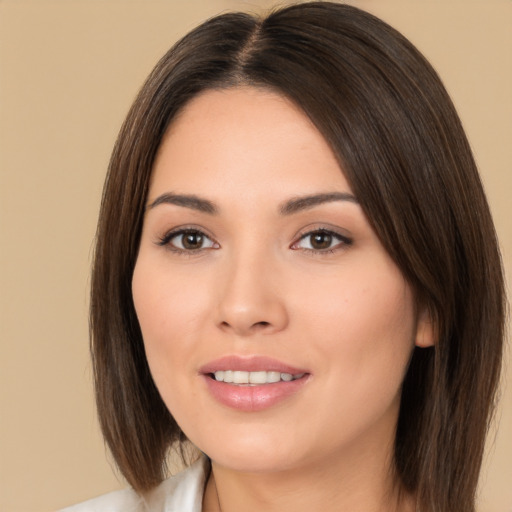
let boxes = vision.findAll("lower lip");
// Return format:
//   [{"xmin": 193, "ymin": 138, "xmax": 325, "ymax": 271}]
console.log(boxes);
[{"xmin": 203, "ymin": 375, "xmax": 309, "ymax": 412}]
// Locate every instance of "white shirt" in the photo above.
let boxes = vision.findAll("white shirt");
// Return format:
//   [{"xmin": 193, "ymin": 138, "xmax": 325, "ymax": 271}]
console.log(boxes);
[{"xmin": 59, "ymin": 456, "xmax": 209, "ymax": 512}]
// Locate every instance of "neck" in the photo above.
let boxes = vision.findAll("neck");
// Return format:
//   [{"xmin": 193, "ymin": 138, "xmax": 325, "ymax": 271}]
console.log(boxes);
[{"xmin": 202, "ymin": 444, "xmax": 415, "ymax": 512}]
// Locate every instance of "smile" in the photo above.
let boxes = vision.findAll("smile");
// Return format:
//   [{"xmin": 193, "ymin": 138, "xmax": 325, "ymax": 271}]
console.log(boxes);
[
  {"xmin": 200, "ymin": 356, "xmax": 310, "ymax": 411},
  {"xmin": 212, "ymin": 370, "xmax": 305, "ymax": 385}
]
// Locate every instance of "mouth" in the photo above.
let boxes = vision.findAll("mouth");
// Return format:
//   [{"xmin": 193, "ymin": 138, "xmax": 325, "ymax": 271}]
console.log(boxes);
[
  {"xmin": 209, "ymin": 370, "xmax": 306, "ymax": 385},
  {"xmin": 200, "ymin": 356, "xmax": 310, "ymax": 412}
]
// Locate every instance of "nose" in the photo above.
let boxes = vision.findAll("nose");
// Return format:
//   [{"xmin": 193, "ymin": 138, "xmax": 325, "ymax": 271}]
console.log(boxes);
[{"xmin": 215, "ymin": 250, "xmax": 289, "ymax": 337}]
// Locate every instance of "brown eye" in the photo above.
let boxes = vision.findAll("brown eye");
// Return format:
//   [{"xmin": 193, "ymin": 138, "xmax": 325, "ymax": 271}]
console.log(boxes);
[
  {"xmin": 160, "ymin": 229, "xmax": 217, "ymax": 251},
  {"xmin": 181, "ymin": 232, "xmax": 204, "ymax": 249},
  {"xmin": 310, "ymin": 232, "xmax": 333, "ymax": 250},
  {"xmin": 292, "ymin": 229, "xmax": 352, "ymax": 253}
]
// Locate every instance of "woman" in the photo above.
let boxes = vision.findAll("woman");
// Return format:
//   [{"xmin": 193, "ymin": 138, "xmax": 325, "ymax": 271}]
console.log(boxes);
[{"xmin": 62, "ymin": 2, "xmax": 505, "ymax": 511}]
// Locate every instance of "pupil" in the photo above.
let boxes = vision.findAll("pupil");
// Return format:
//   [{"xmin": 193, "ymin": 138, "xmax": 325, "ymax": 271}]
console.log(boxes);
[
  {"xmin": 183, "ymin": 232, "xmax": 202, "ymax": 249},
  {"xmin": 312, "ymin": 232, "xmax": 332, "ymax": 249}
]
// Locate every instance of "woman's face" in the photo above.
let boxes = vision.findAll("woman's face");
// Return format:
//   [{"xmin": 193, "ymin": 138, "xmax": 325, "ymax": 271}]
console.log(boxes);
[{"xmin": 132, "ymin": 87, "xmax": 432, "ymax": 474}]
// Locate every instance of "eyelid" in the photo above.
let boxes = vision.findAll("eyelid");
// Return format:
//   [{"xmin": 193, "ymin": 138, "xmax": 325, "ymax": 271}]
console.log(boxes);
[
  {"xmin": 154, "ymin": 223, "xmax": 352, "ymax": 254},
  {"xmin": 290, "ymin": 225, "xmax": 353, "ymax": 252},
  {"xmin": 156, "ymin": 225, "xmax": 219, "ymax": 252}
]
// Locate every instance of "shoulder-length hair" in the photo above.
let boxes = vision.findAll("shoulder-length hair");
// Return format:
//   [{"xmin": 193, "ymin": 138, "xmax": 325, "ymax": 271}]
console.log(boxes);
[{"xmin": 90, "ymin": 3, "xmax": 506, "ymax": 511}]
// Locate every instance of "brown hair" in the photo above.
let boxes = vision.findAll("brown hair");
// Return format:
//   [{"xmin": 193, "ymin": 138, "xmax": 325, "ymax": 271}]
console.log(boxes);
[{"xmin": 90, "ymin": 3, "xmax": 506, "ymax": 511}]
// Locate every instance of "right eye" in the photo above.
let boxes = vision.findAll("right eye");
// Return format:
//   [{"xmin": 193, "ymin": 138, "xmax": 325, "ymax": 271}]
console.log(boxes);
[{"xmin": 158, "ymin": 229, "xmax": 218, "ymax": 252}]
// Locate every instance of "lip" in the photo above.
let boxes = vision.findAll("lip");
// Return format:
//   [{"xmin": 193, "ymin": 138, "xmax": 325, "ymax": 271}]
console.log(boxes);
[
  {"xmin": 199, "ymin": 355, "xmax": 308, "ymax": 375},
  {"xmin": 199, "ymin": 356, "xmax": 310, "ymax": 412}
]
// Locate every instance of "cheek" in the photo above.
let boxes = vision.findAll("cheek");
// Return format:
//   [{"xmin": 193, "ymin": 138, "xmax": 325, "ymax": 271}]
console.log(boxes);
[
  {"xmin": 294, "ymin": 261, "xmax": 416, "ymax": 382},
  {"xmin": 132, "ymin": 263, "xmax": 206, "ymax": 429},
  {"xmin": 132, "ymin": 255, "xmax": 209, "ymax": 338},
  {"xmin": 290, "ymin": 268, "xmax": 416, "ymax": 444},
  {"xmin": 131, "ymin": 258, "xmax": 209, "ymax": 389}
]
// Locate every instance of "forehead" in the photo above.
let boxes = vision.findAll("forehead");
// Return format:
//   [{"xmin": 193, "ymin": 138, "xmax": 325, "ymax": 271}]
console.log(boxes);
[{"xmin": 149, "ymin": 86, "xmax": 351, "ymax": 202}]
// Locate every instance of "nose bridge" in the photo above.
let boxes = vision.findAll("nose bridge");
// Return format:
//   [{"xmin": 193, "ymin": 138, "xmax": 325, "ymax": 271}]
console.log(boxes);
[{"xmin": 216, "ymin": 239, "xmax": 288, "ymax": 336}]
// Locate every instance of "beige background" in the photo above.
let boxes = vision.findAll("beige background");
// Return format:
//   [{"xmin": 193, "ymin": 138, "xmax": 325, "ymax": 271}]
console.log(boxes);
[{"xmin": 0, "ymin": 1, "xmax": 510, "ymax": 511}]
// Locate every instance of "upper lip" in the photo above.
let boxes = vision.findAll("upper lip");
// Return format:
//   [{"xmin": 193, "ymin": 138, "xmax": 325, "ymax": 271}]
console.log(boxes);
[{"xmin": 199, "ymin": 355, "xmax": 308, "ymax": 375}]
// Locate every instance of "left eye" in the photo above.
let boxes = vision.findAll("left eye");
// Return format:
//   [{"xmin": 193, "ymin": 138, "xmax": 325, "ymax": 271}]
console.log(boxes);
[
  {"xmin": 165, "ymin": 230, "xmax": 217, "ymax": 251},
  {"xmin": 293, "ymin": 230, "xmax": 350, "ymax": 251}
]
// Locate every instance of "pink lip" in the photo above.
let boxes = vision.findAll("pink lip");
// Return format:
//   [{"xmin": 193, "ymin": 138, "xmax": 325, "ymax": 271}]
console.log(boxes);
[
  {"xmin": 199, "ymin": 356, "xmax": 310, "ymax": 412},
  {"xmin": 199, "ymin": 355, "xmax": 307, "ymax": 375}
]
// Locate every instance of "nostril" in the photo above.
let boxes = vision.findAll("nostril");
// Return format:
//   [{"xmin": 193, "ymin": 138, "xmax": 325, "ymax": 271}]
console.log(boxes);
[{"xmin": 254, "ymin": 321, "xmax": 270, "ymax": 328}]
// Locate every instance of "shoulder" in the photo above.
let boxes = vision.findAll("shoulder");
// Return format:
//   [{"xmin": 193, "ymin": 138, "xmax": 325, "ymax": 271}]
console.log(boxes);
[
  {"xmin": 58, "ymin": 456, "xmax": 209, "ymax": 512},
  {"xmin": 58, "ymin": 487, "xmax": 142, "ymax": 512}
]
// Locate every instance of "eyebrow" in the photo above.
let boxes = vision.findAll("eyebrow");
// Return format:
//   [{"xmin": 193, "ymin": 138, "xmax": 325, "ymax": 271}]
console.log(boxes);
[
  {"xmin": 279, "ymin": 192, "xmax": 358, "ymax": 215},
  {"xmin": 146, "ymin": 191, "xmax": 358, "ymax": 216},
  {"xmin": 147, "ymin": 193, "xmax": 218, "ymax": 214}
]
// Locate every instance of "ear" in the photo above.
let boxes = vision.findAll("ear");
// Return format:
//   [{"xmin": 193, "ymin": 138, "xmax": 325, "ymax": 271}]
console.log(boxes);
[{"xmin": 415, "ymin": 306, "xmax": 436, "ymax": 348}]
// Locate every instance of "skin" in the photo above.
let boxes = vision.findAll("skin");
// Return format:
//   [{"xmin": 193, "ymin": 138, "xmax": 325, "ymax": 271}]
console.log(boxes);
[{"xmin": 132, "ymin": 87, "xmax": 433, "ymax": 512}]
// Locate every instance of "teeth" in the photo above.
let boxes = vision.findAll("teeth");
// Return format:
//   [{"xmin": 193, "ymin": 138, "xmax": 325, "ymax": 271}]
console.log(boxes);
[
  {"xmin": 233, "ymin": 371, "xmax": 249, "ymax": 384},
  {"xmin": 213, "ymin": 370, "xmax": 304, "ymax": 384},
  {"xmin": 250, "ymin": 371, "xmax": 275, "ymax": 384},
  {"xmin": 266, "ymin": 371, "xmax": 281, "ymax": 383}
]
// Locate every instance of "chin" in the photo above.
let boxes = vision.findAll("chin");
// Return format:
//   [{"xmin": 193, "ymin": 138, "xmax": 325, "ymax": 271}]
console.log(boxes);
[
  {"xmin": 208, "ymin": 450, "xmax": 300, "ymax": 474},
  {"xmin": 194, "ymin": 430, "xmax": 304, "ymax": 473}
]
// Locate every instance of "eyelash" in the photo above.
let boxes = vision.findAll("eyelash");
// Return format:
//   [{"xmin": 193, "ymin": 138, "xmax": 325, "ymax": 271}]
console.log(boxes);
[
  {"xmin": 291, "ymin": 228, "xmax": 352, "ymax": 254},
  {"xmin": 157, "ymin": 228, "xmax": 218, "ymax": 255},
  {"xmin": 156, "ymin": 227, "xmax": 352, "ymax": 255}
]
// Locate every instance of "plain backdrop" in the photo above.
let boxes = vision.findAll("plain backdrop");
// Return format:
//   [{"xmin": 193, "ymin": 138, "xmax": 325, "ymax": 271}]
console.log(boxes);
[{"xmin": 0, "ymin": 1, "xmax": 510, "ymax": 511}]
